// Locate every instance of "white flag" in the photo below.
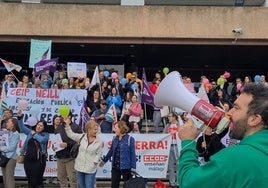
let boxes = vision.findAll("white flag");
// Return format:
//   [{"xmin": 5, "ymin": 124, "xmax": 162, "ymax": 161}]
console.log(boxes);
[
  {"xmin": 105, "ymin": 103, "xmax": 117, "ymax": 125},
  {"xmin": 90, "ymin": 66, "xmax": 100, "ymax": 88},
  {"xmin": 0, "ymin": 58, "xmax": 22, "ymax": 72},
  {"xmin": 197, "ymin": 83, "xmax": 210, "ymax": 103}
]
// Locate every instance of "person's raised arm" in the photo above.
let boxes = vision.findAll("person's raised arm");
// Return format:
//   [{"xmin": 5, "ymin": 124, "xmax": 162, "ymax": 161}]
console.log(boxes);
[{"xmin": 17, "ymin": 109, "xmax": 31, "ymax": 135}]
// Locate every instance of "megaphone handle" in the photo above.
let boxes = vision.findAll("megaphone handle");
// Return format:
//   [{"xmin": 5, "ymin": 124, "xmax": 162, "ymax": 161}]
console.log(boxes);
[{"xmin": 202, "ymin": 133, "xmax": 207, "ymax": 149}]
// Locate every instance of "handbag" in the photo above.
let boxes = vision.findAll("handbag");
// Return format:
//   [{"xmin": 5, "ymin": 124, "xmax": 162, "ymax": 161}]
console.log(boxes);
[
  {"xmin": 0, "ymin": 152, "xmax": 10, "ymax": 167},
  {"xmin": 70, "ymin": 134, "xmax": 85, "ymax": 158},
  {"xmin": 17, "ymin": 153, "xmax": 25, "ymax": 164},
  {"xmin": 123, "ymin": 172, "xmax": 146, "ymax": 188}
]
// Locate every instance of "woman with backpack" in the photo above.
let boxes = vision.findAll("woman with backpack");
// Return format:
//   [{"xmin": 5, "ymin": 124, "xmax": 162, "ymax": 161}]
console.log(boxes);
[{"xmin": 17, "ymin": 110, "xmax": 49, "ymax": 188}]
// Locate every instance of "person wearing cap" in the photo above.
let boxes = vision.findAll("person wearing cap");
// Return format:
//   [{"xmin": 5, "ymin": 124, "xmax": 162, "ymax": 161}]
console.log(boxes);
[
  {"xmin": 91, "ymin": 100, "xmax": 113, "ymax": 133},
  {"xmin": 178, "ymin": 83, "xmax": 268, "ymax": 188},
  {"xmin": 99, "ymin": 121, "xmax": 136, "ymax": 188}
]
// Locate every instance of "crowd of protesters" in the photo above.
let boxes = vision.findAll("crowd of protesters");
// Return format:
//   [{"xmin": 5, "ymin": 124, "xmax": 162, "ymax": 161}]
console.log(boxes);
[{"xmin": 0, "ymin": 67, "xmax": 268, "ymax": 188}]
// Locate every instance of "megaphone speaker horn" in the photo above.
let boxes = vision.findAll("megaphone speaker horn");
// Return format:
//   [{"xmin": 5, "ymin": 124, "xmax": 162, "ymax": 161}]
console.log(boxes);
[{"xmin": 155, "ymin": 71, "xmax": 226, "ymax": 130}]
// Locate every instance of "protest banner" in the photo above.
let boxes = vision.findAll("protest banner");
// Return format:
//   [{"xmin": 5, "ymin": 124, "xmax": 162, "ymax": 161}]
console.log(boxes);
[
  {"xmin": 6, "ymin": 88, "xmax": 87, "ymax": 125},
  {"xmin": 67, "ymin": 62, "xmax": 87, "ymax": 78},
  {"xmin": 0, "ymin": 133, "xmax": 172, "ymax": 178},
  {"xmin": 29, "ymin": 39, "xmax": 52, "ymax": 68}
]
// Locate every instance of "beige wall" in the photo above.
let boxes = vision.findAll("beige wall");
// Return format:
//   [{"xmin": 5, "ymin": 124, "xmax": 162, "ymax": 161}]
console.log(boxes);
[{"xmin": 0, "ymin": 3, "xmax": 268, "ymax": 44}]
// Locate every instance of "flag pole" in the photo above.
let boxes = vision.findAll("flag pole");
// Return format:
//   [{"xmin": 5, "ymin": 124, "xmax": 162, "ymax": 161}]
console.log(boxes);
[
  {"xmin": 97, "ymin": 66, "xmax": 103, "ymax": 99},
  {"xmin": 10, "ymin": 71, "xmax": 20, "ymax": 83},
  {"xmin": 143, "ymin": 103, "xmax": 149, "ymax": 134}
]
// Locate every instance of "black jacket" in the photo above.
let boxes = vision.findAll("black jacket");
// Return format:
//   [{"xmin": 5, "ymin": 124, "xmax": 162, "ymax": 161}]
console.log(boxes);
[
  {"xmin": 54, "ymin": 122, "xmax": 82, "ymax": 159},
  {"xmin": 196, "ymin": 128, "xmax": 228, "ymax": 162}
]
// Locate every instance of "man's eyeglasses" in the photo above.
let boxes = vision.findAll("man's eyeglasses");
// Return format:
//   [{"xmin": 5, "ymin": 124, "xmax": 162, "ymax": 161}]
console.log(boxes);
[{"xmin": 101, "ymin": 103, "xmax": 107, "ymax": 105}]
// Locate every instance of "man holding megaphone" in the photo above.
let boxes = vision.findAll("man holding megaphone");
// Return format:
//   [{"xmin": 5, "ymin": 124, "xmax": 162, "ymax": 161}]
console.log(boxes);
[{"xmin": 177, "ymin": 83, "xmax": 268, "ymax": 188}]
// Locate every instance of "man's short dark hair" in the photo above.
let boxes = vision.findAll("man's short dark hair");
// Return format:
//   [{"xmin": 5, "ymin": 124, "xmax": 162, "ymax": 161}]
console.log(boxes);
[{"xmin": 243, "ymin": 83, "xmax": 268, "ymax": 126}]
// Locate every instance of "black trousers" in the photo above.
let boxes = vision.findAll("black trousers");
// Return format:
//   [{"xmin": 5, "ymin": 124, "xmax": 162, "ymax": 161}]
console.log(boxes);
[
  {"xmin": 111, "ymin": 168, "xmax": 131, "ymax": 188},
  {"xmin": 24, "ymin": 155, "xmax": 46, "ymax": 188}
]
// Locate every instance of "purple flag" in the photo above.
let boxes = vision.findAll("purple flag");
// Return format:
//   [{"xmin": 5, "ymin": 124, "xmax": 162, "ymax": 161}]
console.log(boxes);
[
  {"xmin": 79, "ymin": 98, "xmax": 90, "ymax": 128},
  {"xmin": 141, "ymin": 68, "xmax": 159, "ymax": 108},
  {"xmin": 34, "ymin": 58, "xmax": 58, "ymax": 76}
]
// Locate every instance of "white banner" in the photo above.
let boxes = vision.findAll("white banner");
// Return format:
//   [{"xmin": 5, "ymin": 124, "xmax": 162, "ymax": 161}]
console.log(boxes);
[
  {"xmin": 0, "ymin": 134, "xmax": 172, "ymax": 179},
  {"xmin": 97, "ymin": 134, "xmax": 172, "ymax": 178},
  {"xmin": 6, "ymin": 88, "xmax": 87, "ymax": 125}
]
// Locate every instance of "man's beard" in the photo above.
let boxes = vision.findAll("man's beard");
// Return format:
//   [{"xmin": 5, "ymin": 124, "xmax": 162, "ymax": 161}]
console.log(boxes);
[{"xmin": 229, "ymin": 118, "xmax": 247, "ymax": 140}]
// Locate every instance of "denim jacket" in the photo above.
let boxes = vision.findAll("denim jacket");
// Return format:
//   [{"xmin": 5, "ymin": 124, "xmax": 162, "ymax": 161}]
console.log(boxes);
[
  {"xmin": 102, "ymin": 134, "xmax": 136, "ymax": 171},
  {"xmin": 18, "ymin": 119, "xmax": 49, "ymax": 155},
  {"xmin": 1, "ymin": 131, "xmax": 20, "ymax": 159}
]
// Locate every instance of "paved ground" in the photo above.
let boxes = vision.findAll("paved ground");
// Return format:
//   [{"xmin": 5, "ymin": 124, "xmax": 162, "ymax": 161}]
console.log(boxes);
[{"xmin": 0, "ymin": 178, "xmax": 170, "ymax": 188}]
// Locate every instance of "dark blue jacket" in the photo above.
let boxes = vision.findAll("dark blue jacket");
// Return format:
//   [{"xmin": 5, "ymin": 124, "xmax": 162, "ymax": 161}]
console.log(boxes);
[{"xmin": 102, "ymin": 134, "xmax": 136, "ymax": 171}]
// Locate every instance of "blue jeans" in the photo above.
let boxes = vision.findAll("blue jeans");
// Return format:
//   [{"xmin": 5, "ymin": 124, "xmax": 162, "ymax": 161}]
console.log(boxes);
[
  {"xmin": 76, "ymin": 170, "xmax": 96, "ymax": 188},
  {"xmin": 153, "ymin": 110, "xmax": 162, "ymax": 133},
  {"xmin": 168, "ymin": 145, "xmax": 179, "ymax": 186}
]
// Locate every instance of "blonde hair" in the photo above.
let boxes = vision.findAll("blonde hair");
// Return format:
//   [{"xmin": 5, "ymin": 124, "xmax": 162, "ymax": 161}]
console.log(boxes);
[
  {"xmin": 85, "ymin": 121, "xmax": 98, "ymax": 132},
  {"xmin": 117, "ymin": 121, "xmax": 129, "ymax": 134}
]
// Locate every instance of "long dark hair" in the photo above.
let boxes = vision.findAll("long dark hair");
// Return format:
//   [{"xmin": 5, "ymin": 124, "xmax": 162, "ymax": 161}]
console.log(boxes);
[
  {"xmin": 32, "ymin": 120, "xmax": 48, "ymax": 133},
  {"xmin": 6, "ymin": 117, "xmax": 20, "ymax": 132}
]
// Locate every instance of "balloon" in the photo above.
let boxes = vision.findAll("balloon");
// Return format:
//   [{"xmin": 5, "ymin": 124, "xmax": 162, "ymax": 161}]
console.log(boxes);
[
  {"xmin": 163, "ymin": 67, "xmax": 169, "ymax": 75},
  {"xmin": 254, "ymin": 75, "xmax": 261, "ymax": 82},
  {"xmin": 61, "ymin": 78, "xmax": 68, "ymax": 85},
  {"xmin": 223, "ymin": 71, "xmax": 230, "ymax": 79},
  {"xmin": 111, "ymin": 72, "xmax": 118, "ymax": 79},
  {"xmin": 29, "ymin": 106, "xmax": 40, "ymax": 117},
  {"xmin": 217, "ymin": 77, "xmax": 225, "ymax": 85},
  {"xmin": 121, "ymin": 78, "xmax": 127, "ymax": 86},
  {"xmin": 103, "ymin": 71, "xmax": 109, "ymax": 77},
  {"xmin": 18, "ymin": 99, "xmax": 28, "ymax": 110},
  {"xmin": 236, "ymin": 83, "xmax": 242, "ymax": 90},
  {"xmin": 126, "ymin": 73, "xmax": 132, "ymax": 79},
  {"xmin": 131, "ymin": 83, "xmax": 138, "ymax": 90},
  {"xmin": 58, "ymin": 105, "xmax": 70, "ymax": 118},
  {"xmin": 26, "ymin": 116, "xmax": 38, "ymax": 127}
]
